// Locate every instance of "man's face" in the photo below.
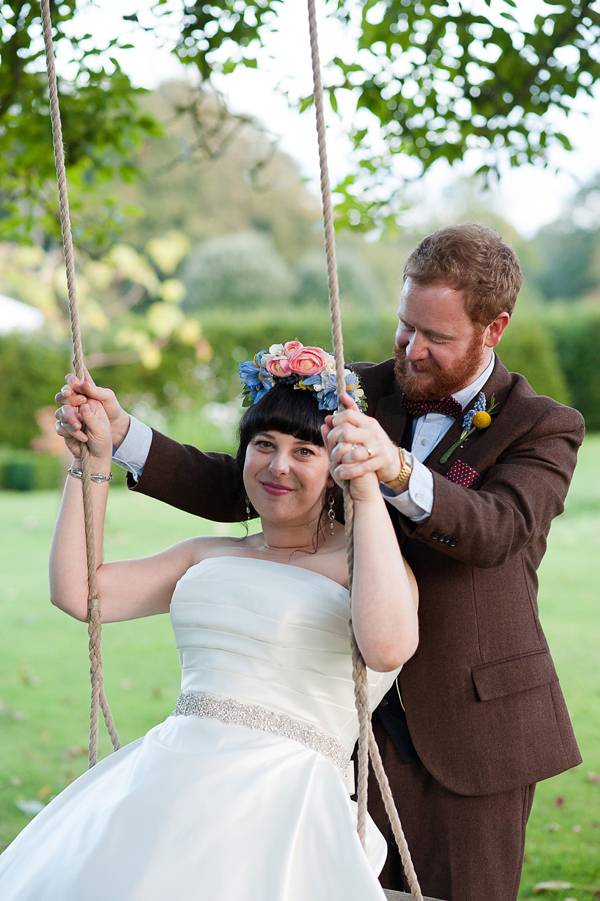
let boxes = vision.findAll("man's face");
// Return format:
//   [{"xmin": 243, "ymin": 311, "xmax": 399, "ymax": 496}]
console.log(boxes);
[{"xmin": 394, "ymin": 278, "xmax": 489, "ymax": 401}]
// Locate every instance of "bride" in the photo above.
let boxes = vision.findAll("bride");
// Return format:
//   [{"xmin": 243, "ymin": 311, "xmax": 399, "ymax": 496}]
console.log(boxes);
[{"xmin": 0, "ymin": 341, "xmax": 418, "ymax": 901}]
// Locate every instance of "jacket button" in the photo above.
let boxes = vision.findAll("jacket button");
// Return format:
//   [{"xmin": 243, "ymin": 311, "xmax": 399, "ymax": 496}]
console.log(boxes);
[
  {"xmin": 431, "ymin": 531, "xmax": 441, "ymax": 540},
  {"xmin": 448, "ymin": 538, "xmax": 458, "ymax": 547},
  {"xmin": 440, "ymin": 533, "xmax": 451, "ymax": 543}
]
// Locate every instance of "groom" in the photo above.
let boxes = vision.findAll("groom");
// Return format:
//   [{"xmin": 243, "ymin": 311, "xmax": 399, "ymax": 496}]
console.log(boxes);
[{"xmin": 56, "ymin": 223, "xmax": 584, "ymax": 901}]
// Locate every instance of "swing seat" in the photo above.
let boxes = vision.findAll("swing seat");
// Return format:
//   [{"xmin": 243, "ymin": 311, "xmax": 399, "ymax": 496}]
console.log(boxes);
[{"xmin": 384, "ymin": 891, "xmax": 445, "ymax": 901}]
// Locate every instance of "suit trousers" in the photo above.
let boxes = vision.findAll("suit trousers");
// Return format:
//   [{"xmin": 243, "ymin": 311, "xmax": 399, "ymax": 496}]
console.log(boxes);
[{"xmin": 369, "ymin": 719, "xmax": 535, "ymax": 901}]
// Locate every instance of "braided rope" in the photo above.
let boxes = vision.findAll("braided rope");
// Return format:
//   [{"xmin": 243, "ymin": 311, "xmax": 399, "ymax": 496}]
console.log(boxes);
[
  {"xmin": 306, "ymin": 2, "xmax": 423, "ymax": 897},
  {"xmin": 368, "ymin": 723, "xmax": 424, "ymax": 900},
  {"xmin": 40, "ymin": 0, "xmax": 120, "ymax": 767},
  {"xmin": 305, "ymin": 0, "xmax": 371, "ymax": 847}
]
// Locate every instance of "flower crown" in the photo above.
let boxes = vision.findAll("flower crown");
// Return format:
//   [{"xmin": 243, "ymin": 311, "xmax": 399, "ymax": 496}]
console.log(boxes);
[{"xmin": 237, "ymin": 341, "xmax": 367, "ymax": 412}]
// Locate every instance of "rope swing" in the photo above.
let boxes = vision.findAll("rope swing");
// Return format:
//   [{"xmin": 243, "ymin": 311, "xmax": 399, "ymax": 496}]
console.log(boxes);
[
  {"xmin": 40, "ymin": 0, "xmax": 120, "ymax": 767},
  {"xmin": 305, "ymin": 4, "xmax": 426, "ymax": 899},
  {"xmin": 41, "ymin": 0, "xmax": 432, "ymax": 895}
]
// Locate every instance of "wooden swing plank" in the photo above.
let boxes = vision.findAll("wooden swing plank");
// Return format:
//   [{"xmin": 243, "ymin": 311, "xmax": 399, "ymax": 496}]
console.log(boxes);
[{"xmin": 383, "ymin": 891, "xmax": 445, "ymax": 901}]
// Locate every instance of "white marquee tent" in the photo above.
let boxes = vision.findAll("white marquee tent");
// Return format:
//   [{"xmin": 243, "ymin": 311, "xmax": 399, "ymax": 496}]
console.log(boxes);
[{"xmin": 0, "ymin": 293, "xmax": 45, "ymax": 335}]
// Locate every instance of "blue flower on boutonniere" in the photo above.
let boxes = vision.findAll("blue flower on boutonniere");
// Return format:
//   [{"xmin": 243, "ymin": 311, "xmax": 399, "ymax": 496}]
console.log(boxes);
[{"xmin": 439, "ymin": 392, "xmax": 499, "ymax": 464}]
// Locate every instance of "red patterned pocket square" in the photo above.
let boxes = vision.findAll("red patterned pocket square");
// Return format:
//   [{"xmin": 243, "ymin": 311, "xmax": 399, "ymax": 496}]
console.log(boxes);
[{"xmin": 444, "ymin": 459, "xmax": 481, "ymax": 488}]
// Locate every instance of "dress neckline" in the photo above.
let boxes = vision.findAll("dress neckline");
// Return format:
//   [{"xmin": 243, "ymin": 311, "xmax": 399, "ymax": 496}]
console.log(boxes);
[{"xmin": 188, "ymin": 555, "xmax": 349, "ymax": 596}]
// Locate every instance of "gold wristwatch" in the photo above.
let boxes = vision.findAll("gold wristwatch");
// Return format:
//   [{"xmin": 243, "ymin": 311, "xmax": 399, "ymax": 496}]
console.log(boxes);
[{"xmin": 384, "ymin": 448, "xmax": 413, "ymax": 491}]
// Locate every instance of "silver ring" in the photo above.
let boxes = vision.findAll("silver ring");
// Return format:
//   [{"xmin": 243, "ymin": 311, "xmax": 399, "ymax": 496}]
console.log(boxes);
[{"xmin": 365, "ymin": 446, "xmax": 373, "ymax": 458}]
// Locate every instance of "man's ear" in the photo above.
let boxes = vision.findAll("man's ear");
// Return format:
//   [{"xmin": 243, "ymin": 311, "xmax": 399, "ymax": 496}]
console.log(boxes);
[{"xmin": 484, "ymin": 312, "xmax": 510, "ymax": 348}]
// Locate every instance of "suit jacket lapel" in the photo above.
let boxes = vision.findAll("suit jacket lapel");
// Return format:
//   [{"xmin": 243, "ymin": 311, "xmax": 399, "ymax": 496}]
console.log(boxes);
[{"xmin": 373, "ymin": 381, "xmax": 408, "ymax": 447}]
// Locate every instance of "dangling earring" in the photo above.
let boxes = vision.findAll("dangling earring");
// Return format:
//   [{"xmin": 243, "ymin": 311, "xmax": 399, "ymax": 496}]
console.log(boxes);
[
  {"xmin": 245, "ymin": 495, "xmax": 251, "ymax": 520},
  {"xmin": 328, "ymin": 493, "xmax": 335, "ymax": 535}
]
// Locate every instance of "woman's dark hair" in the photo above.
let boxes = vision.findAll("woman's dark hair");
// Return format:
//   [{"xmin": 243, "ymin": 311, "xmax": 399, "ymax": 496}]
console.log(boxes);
[{"xmin": 235, "ymin": 381, "xmax": 326, "ymax": 472}]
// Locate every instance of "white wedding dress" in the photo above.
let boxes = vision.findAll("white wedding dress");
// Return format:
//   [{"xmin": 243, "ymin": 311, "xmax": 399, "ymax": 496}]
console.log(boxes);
[{"xmin": 0, "ymin": 556, "xmax": 400, "ymax": 901}]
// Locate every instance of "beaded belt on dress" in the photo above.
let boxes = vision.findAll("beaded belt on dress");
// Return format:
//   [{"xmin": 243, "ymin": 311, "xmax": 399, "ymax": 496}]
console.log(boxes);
[{"xmin": 171, "ymin": 691, "xmax": 350, "ymax": 776}]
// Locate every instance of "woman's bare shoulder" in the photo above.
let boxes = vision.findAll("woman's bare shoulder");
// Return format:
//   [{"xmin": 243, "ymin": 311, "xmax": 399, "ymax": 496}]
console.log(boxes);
[{"xmin": 187, "ymin": 533, "xmax": 255, "ymax": 564}]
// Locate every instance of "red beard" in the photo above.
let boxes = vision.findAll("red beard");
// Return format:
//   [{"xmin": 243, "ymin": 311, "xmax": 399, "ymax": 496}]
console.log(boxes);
[{"xmin": 393, "ymin": 332, "xmax": 485, "ymax": 401}]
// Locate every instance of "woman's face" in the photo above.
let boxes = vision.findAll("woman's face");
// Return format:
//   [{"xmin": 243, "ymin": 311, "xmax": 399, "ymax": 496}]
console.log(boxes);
[{"xmin": 243, "ymin": 430, "xmax": 330, "ymax": 527}]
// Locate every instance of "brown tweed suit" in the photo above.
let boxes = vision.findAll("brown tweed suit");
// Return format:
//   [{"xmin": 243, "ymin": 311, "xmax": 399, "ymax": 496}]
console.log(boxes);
[{"xmin": 129, "ymin": 356, "xmax": 584, "ymax": 901}]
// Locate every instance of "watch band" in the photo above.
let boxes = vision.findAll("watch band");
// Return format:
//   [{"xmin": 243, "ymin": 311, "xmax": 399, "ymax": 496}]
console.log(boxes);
[{"xmin": 384, "ymin": 448, "xmax": 413, "ymax": 490}]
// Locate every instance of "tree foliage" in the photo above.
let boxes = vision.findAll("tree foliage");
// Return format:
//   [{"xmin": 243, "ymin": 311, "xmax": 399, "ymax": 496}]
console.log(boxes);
[
  {"xmin": 118, "ymin": 82, "xmax": 323, "ymax": 262},
  {"xmin": 327, "ymin": 0, "xmax": 600, "ymax": 226},
  {"xmin": 2, "ymin": 0, "xmax": 600, "ymax": 238},
  {"xmin": 0, "ymin": 234, "xmax": 205, "ymax": 370},
  {"xmin": 0, "ymin": 0, "xmax": 160, "ymax": 244}
]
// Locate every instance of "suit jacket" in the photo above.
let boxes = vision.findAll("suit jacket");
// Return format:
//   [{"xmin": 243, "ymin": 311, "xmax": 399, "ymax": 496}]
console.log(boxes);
[{"xmin": 131, "ymin": 356, "xmax": 584, "ymax": 796}]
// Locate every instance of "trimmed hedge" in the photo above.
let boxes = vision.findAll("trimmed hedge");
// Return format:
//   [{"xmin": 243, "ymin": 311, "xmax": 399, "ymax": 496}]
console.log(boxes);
[
  {"xmin": 198, "ymin": 305, "xmax": 398, "ymax": 399},
  {"xmin": 0, "ymin": 450, "xmax": 63, "ymax": 491},
  {"xmin": 0, "ymin": 336, "xmax": 70, "ymax": 450},
  {"xmin": 495, "ymin": 315, "xmax": 570, "ymax": 405},
  {"xmin": 545, "ymin": 304, "xmax": 600, "ymax": 431}
]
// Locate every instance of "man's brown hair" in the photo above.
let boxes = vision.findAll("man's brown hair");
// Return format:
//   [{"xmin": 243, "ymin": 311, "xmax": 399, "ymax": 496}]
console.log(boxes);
[{"xmin": 403, "ymin": 223, "xmax": 523, "ymax": 325}]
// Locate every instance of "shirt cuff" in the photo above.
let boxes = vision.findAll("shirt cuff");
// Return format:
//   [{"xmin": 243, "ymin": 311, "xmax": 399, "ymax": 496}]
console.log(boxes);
[
  {"xmin": 112, "ymin": 416, "xmax": 152, "ymax": 482},
  {"xmin": 380, "ymin": 457, "xmax": 433, "ymax": 522}
]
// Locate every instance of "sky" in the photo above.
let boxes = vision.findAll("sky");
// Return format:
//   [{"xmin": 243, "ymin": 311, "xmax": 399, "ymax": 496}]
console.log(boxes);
[{"xmin": 61, "ymin": 0, "xmax": 600, "ymax": 239}]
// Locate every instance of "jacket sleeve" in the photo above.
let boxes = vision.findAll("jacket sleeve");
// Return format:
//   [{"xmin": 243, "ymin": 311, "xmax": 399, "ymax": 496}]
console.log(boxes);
[
  {"xmin": 401, "ymin": 404, "xmax": 585, "ymax": 567},
  {"xmin": 128, "ymin": 429, "xmax": 246, "ymax": 523}
]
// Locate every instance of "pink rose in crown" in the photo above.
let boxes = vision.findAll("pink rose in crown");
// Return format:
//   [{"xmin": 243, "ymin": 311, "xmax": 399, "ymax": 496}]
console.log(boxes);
[
  {"xmin": 265, "ymin": 355, "xmax": 292, "ymax": 377},
  {"xmin": 289, "ymin": 346, "xmax": 327, "ymax": 376},
  {"xmin": 284, "ymin": 341, "xmax": 303, "ymax": 358}
]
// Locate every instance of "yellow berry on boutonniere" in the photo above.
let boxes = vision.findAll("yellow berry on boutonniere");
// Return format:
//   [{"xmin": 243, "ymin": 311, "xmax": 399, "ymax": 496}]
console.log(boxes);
[
  {"xmin": 472, "ymin": 411, "xmax": 492, "ymax": 429},
  {"xmin": 439, "ymin": 392, "xmax": 499, "ymax": 464}
]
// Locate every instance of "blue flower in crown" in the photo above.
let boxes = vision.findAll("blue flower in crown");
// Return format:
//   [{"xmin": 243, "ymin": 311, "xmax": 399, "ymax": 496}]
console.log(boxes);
[
  {"xmin": 237, "ymin": 358, "xmax": 261, "ymax": 387},
  {"xmin": 237, "ymin": 355, "xmax": 276, "ymax": 406}
]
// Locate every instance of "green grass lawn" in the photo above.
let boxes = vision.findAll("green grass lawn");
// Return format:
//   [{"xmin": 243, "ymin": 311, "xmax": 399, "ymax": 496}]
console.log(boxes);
[{"xmin": 0, "ymin": 436, "xmax": 599, "ymax": 898}]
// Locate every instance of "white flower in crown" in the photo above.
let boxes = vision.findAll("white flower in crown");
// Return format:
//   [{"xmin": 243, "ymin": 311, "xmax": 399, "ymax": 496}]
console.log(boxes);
[{"xmin": 322, "ymin": 356, "xmax": 337, "ymax": 376}]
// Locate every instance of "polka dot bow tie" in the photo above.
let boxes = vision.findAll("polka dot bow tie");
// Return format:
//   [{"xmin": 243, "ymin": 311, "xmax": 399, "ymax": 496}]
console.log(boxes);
[{"xmin": 401, "ymin": 394, "xmax": 463, "ymax": 419}]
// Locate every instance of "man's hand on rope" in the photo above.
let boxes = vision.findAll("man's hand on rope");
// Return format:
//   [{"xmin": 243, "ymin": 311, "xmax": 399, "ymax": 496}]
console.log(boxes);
[
  {"xmin": 55, "ymin": 368, "xmax": 131, "ymax": 450},
  {"xmin": 58, "ymin": 393, "xmax": 113, "ymax": 467},
  {"xmin": 323, "ymin": 395, "xmax": 403, "ymax": 491},
  {"xmin": 322, "ymin": 394, "xmax": 398, "ymax": 500}
]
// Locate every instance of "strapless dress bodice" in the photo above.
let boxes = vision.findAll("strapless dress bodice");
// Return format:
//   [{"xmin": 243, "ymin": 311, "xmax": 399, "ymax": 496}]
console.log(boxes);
[{"xmin": 171, "ymin": 556, "xmax": 400, "ymax": 753}]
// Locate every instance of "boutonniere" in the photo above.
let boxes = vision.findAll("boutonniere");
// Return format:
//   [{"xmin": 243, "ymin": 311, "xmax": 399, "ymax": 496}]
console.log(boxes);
[{"xmin": 439, "ymin": 392, "xmax": 499, "ymax": 464}]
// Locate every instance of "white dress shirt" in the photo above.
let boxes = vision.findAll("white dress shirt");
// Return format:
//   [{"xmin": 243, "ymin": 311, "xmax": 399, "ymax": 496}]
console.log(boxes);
[
  {"xmin": 114, "ymin": 357, "xmax": 496, "ymax": 525},
  {"xmin": 112, "ymin": 416, "xmax": 152, "ymax": 478},
  {"xmin": 381, "ymin": 357, "xmax": 495, "ymax": 522}
]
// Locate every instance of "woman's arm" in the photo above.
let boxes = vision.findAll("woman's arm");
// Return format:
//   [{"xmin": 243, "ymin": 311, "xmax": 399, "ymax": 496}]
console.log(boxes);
[
  {"xmin": 55, "ymin": 371, "xmax": 245, "ymax": 522},
  {"xmin": 348, "ymin": 478, "xmax": 418, "ymax": 672},
  {"xmin": 49, "ymin": 397, "xmax": 197, "ymax": 623},
  {"xmin": 324, "ymin": 396, "xmax": 419, "ymax": 673}
]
